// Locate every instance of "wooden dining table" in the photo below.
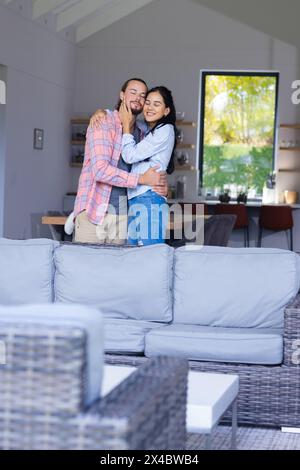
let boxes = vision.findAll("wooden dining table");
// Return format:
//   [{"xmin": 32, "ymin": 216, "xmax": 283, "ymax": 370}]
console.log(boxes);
[
  {"xmin": 42, "ymin": 213, "xmax": 208, "ymax": 241},
  {"xmin": 42, "ymin": 215, "xmax": 69, "ymax": 241}
]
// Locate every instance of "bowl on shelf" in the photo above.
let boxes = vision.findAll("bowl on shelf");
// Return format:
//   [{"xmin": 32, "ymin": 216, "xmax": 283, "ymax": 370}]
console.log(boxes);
[
  {"xmin": 283, "ymin": 190, "xmax": 298, "ymax": 204},
  {"xmin": 176, "ymin": 111, "xmax": 185, "ymax": 121},
  {"xmin": 176, "ymin": 128, "xmax": 184, "ymax": 142},
  {"xmin": 176, "ymin": 151, "xmax": 189, "ymax": 166}
]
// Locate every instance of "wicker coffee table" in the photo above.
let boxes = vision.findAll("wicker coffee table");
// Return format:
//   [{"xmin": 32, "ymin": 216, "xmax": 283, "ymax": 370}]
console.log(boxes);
[{"xmin": 102, "ymin": 365, "xmax": 239, "ymax": 450}]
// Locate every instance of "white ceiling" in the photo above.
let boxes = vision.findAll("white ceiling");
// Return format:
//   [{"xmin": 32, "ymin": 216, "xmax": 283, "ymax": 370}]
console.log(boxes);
[
  {"xmin": 2, "ymin": 0, "xmax": 300, "ymax": 47},
  {"xmin": 0, "ymin": 0, "xmax": 154, "ymax": 43},
  {"xmin": 191, "ymin": 0, "xmax": 300, "ymax": 48}
]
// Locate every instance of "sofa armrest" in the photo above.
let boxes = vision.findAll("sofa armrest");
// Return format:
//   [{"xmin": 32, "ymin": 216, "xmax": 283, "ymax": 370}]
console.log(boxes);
[
  {"xmin": 0, "ymin": 356, "xmax": 188, "ymax": 450},
  {"xmin": 283, "ymin": 293, "xmax": 300, "ymax": 366}
]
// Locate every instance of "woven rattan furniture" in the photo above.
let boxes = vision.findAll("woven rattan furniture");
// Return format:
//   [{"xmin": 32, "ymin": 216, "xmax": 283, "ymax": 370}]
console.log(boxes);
[
  {"xmin": 0, "ymin": 313, "xmax": 188, "ymax": 450},
  {"xmin": 103, "ymin": 365, "xmax": 239, "ymax": 450},
  {"xmin": 105, "ymin": 294, "xmax": 300, "ymax": 430}
]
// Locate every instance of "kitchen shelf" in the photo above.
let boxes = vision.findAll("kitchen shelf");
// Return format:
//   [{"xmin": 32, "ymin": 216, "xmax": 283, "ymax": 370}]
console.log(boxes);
[
  {"xmin": 70, "ymin": 162, "xmax": 196, "ymax": 171},
  {"xmin": 174, "ymin": 164, "xmax": 195, "ymax": 171},
  {"xmin": 278, "ymin": 168, "xmax": 300, "ymax": 172},
  {"xmin": 70, "ymin": 162, "xmax": 83, "ymax": 168},
  {"xmin": 71, "ymin": 118, "xmax": 197, "ymax": 126},
  {"xmin": 280, "ymin": 124, "xmax": 300, "ymax": 129},
  {"xmin": 71, "ymin": 118, "xmax": 90, "ymax": 124},
  {"xmin": 176, "ymin": 121, "xmax": 196, "ymax": 127},
  {"xmin": 71, "ymin": 141, "xmax": 195, "ymax": 150},
  {"xmin": 70, "ymin": 117, "xmax": 196, "ymax": 168},
  {"xmin": 72, "ymin": 142, "xmax": 196, "ymax": 149},
  {"xmin": 279, "ymin": 147, "xmax": 300, "ymax": 151},
  {"xmin": 177, "ymin": 143, "xmax": 195, "ymax": 149}
]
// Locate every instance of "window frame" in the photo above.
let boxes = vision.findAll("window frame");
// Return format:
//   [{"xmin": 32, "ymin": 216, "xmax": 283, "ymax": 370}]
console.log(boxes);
[{"xmin": 196, "ymin": 70, "xmax": 280, "ymax": 199}]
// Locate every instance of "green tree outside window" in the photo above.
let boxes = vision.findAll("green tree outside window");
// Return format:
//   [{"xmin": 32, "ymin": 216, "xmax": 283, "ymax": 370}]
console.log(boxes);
[{"xmin": 200, "ymin": 73, "xmax": 278, "ymax": 196}]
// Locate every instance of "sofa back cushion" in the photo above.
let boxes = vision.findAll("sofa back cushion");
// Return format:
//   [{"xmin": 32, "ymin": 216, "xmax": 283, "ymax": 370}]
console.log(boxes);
[
  {"xmin": 0, "ymin": 238, "xmax": 58, "ymax": 304},
  {"xmin": 174, "ymin": 246, "xmax": 300, "ymax": 328},
  {"xmin": 54, "ymin": 244, "xmax": 173, "ymax": 322}
]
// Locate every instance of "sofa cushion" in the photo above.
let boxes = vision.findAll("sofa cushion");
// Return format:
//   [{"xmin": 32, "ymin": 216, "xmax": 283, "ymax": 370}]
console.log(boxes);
[
  {"xmin": 0, "ymin": 303, "xmax": 104, "ymax": 407},
  {"xmin": 145, "ymin": 324, "xmax": 283, "ymax": 365},
  {"xmin": 104, "ymin": 318, "xmax": 165, "ymax": 353},
  {"xmin": 0, "ymin": 238, "xmax": 58, "ymax": 304},
  {"xmin": 54, "ymin": 244, "xmax": 173, "ymax": 322},
  {"xmin": 174, "ymin": 246, "xmax": 300, "ymax": 329}
]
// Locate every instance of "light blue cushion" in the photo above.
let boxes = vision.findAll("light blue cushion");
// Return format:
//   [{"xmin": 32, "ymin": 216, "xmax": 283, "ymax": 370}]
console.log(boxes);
[
  {"xmin": 54, "ymin": 244, "xmax": 173, "ymax": 322},
  {"xmin": 0, "ymin": 238, "xmax": 58, "ymax": 304},
  {"xmin": 104, "ymin": 317, "xmax": 165, "ymax": 353},
  {"xmin": 0, "ymin": 238, "xmax": 58, "ymax": 246},
  {"xmin": 174, "ymin": 246, "xmax": 300, "ymax": 328},
  {"xmin": 145, "ymin": 324, "xmax": 283, "ymax": 365},
  {"xmin": 0, "ymin": 303, "xmax": 104, "ymax": 406}
]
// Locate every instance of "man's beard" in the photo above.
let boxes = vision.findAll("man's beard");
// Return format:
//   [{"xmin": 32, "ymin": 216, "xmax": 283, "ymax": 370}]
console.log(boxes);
[
  {"xmin": 130, "ymin": 107, "xmax": 142, "ymax": 116},
  {"xmin": 130, "ymin": 102, "xmax": 143, "ymax": 116}
]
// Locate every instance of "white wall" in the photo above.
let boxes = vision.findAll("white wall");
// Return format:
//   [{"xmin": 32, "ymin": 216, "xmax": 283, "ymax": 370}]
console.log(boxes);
[
  {"xmin": 74, "ymin": 0, "xmax": 300, "ymax": 195},
  {"xmin": 0, "ymin": 3, "xmax": 76, "ymax": 238}
]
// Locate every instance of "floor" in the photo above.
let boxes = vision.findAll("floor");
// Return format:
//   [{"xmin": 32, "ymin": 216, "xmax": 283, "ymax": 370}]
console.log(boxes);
[{"xmin": 187, "ymin": 426, "xmax": 300, "ymax": 450}]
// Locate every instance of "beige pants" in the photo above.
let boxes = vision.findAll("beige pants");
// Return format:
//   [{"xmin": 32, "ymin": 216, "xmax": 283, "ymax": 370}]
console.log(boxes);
[{"xmin": 74, "ymin": 210, "xmax": 128, "ymax": 245}]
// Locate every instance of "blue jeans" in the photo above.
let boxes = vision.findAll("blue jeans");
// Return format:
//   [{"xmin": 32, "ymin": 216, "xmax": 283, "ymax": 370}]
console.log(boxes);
[{"xmin": 128, "ymin": 190, "xmax": 169, "ymax": 246}]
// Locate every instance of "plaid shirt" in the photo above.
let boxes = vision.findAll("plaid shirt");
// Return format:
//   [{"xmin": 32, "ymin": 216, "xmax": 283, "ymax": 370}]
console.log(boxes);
[{"xmin": 74, "ymin": 110, "xmax": 140, "ymax": 225}]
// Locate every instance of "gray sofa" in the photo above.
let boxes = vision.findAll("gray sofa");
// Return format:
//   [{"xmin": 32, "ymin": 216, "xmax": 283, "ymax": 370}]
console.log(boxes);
[{"xmin": 1, "ymin": 237, "xmax": 300, "ymax": 429}]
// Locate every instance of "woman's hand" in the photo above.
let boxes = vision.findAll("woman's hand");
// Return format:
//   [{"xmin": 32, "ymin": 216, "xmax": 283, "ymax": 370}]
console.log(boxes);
[
  {"xmin": 89, "ymin": 109, "xmax": 107, "ymax": 128},
  {"xmin": 119, "ymin": 101, "xmax": 135, "ymax": 134}
]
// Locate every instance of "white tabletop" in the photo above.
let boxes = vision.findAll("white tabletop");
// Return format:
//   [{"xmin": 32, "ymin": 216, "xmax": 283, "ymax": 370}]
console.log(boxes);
[
  {"xmin": 187, "ymin": 371, "xmax": 239, "ymax": 433},
  {"xmin": 102, "ymin": 365, "xmax": 136, "ymax": 396},
  {"xmin": 102, "ymin": 365, "xmax": 239, "ymax": 433}
]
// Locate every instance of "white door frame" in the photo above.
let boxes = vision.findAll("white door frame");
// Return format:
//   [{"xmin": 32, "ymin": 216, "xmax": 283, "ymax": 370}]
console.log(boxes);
[{"xmin": 0, "ymin": 65, "xmax": 7, "ymax": 237}]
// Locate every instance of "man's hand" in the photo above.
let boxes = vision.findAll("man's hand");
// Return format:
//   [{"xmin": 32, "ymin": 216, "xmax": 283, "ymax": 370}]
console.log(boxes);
[
  {"xmin": 139, "ymin": 165, "xmax": 167, "ymax": 188},
  {"xmin": 90, "ymin": 109, "xmax": 107, "ymax": 128}
]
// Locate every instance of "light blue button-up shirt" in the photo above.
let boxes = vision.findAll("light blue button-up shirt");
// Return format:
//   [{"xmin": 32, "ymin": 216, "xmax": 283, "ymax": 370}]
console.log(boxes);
[{"xmin": 122, "ymin": 124, "xmax": 175, "ymax": 200}]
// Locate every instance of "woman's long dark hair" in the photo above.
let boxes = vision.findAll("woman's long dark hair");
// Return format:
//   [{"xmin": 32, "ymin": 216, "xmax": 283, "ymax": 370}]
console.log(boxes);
[{"xmin": 146, "ymin": 86, "xmax": 177, "ymax": 174}]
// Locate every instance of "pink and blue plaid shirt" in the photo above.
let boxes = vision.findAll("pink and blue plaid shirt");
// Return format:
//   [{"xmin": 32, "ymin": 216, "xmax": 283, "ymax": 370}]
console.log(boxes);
[{"xmin": 74, "ymin": 110, "xmax": 139, "ymax": 225}]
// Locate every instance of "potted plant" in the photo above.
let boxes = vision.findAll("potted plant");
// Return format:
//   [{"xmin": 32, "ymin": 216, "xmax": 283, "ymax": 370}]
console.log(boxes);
[
  {"xmin": 218, "ymin": 188, "xmax": 231, "ymax": 203},
  {"xmin": 237, "ymin": 190, "xmax": 248, "ymax": 204}
]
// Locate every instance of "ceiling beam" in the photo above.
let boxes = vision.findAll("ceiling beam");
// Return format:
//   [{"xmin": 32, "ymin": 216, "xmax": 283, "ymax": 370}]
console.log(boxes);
[
  {"xmin": 76, "ymin": 0, "xmax": 154, "ymax": 43},
  {"xmin": 32, "ymin": 0, "xmax": 71, "ymax": 19},
  {"xmin": 56, "ymin": 0, "xmax": 110, "ymax": 32}
]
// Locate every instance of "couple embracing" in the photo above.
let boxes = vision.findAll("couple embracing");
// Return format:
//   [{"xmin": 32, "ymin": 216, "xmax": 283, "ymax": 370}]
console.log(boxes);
[{"xmin": 70, "ymin": 77, "xmax": 177, "ymax": 246}]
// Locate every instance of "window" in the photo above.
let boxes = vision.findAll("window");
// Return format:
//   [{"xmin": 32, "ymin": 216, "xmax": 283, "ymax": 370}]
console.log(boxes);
[{"xmin": 198, "ymin": 71, "xmax": 279, "ymax": 199}]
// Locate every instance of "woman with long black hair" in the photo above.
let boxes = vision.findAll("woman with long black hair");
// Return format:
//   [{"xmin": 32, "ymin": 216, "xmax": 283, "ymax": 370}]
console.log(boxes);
[{"xmin": 119, "ymin": 86, "xmax": 177, "ymax": 245}]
